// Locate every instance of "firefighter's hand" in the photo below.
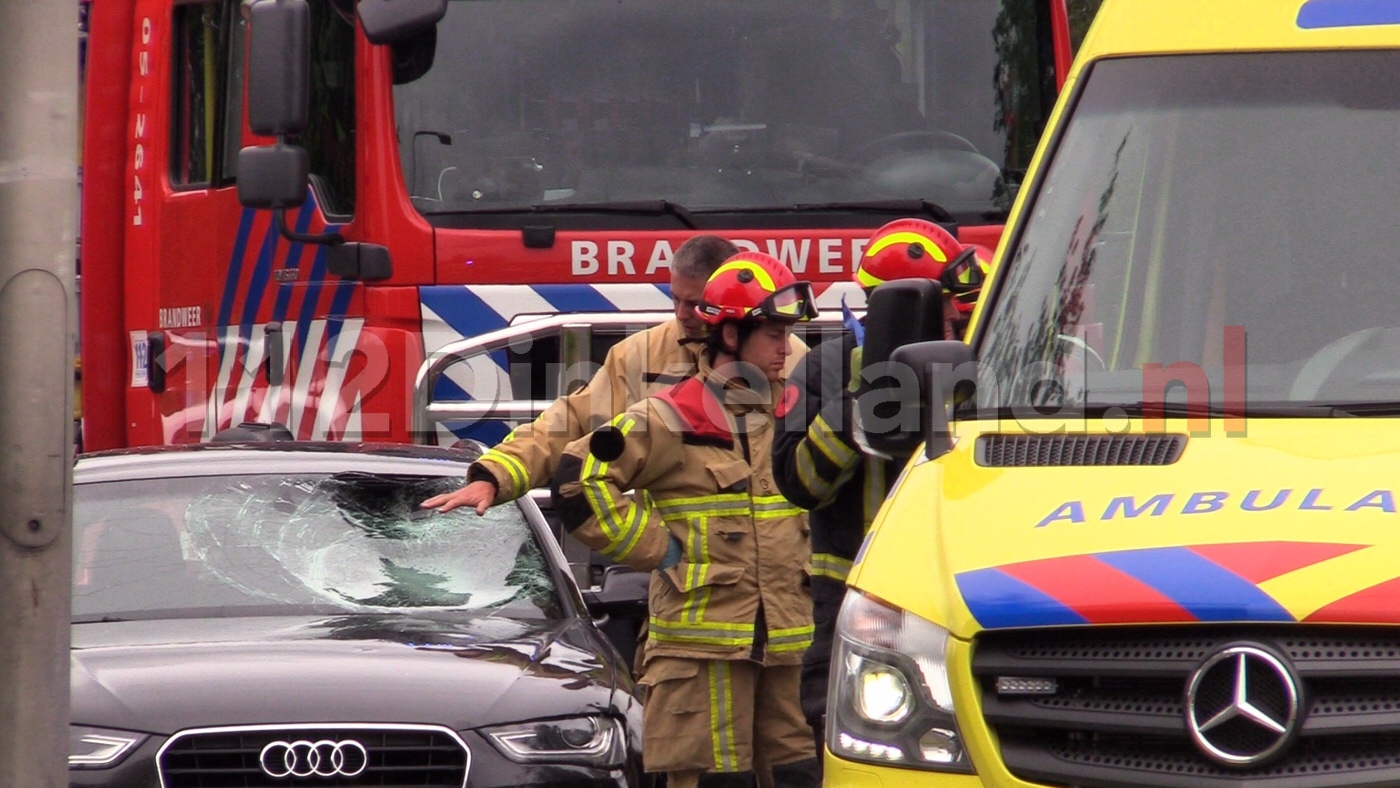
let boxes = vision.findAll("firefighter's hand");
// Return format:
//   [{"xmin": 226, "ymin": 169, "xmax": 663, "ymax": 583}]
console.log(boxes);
[
  {"xmin": 658, "ymin": 535, "xmax": 684, "ymax": 570},
  {"xmin": 421, "ymin": 480, "xmax": 497, "ymax": 516}
]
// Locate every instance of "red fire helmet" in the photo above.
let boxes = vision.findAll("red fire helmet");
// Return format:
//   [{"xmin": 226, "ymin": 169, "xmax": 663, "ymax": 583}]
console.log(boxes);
[
  {"xmin": 853, "ymin": 218, "xmax": 963, "ymax": 289},
  {"xmin": 696, "ymin": 252, "xmax": 818, "ymax": 326}
]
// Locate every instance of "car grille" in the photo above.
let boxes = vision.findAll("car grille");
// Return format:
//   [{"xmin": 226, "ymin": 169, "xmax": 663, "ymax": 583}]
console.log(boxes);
[
  {"xmin": 157, "ymin": 724, "xmax": 469, "ymax": 788},
  {"xmin": 973, "ymin": 627, "xmax": 1400, "ymax": 787}
]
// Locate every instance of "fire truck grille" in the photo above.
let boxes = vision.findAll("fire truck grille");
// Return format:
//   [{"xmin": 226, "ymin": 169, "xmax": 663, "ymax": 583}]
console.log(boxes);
[
  {"xmin": 158, "ymin": 725, "xmax": 469, "ymax": 788},
  {"xmin": 974, "ymin": 627, "xmax": 1400, "ymax": 787}
]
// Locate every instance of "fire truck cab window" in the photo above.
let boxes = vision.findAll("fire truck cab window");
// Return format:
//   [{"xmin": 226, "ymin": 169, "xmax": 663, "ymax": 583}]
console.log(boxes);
[
  {"xmin": 301, "ymin": 0, "xmax": 357, "ymax": 217},
  {"xmin": 393, "ymin": 0, "xmax": 1062, "ymax": 227},
  {"xmin": 170, "ymin": 1, "xmax": 229, "ymax": 187}
]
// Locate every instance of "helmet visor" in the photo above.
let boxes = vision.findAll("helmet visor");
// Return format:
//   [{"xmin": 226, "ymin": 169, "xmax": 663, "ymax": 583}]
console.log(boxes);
[{"xmin": 754, "ymin": 281, "xmax": 818, "ymax": 323}]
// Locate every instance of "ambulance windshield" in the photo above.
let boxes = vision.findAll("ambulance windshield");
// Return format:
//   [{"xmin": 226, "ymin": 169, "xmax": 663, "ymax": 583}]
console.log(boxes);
[
  {"xmin": 976, "ymin": 51, "xmax": 1400, "ymax": 415},
  {"xmin": 392, "ymin": 0, "xmax": 1064, "ymax": 225}
]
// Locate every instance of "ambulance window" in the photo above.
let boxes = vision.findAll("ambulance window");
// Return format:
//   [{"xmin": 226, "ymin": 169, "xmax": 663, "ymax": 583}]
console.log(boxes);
[
  {"xmin": 302, "ymin": 0, "xmax": 357, "ymax": 217},
  {"xmin": 171, "ymin": 1, "xmax": 224, "ymax": 187}
]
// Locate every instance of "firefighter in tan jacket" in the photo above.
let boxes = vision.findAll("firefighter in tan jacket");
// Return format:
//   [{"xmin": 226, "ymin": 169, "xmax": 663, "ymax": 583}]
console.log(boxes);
[
  {"xmin": 422, "ymin": 235, "xmax": 806, "ymax": 515},
  {"xmin": 552, "ymin": 252, "xmax": 821, "ymax": 788}
]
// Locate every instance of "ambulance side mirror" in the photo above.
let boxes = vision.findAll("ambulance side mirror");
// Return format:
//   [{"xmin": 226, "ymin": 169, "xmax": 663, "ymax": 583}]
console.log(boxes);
[
  {"xmin": 860, "ymin": 279, "xmax": 946, "ymax": 374},
  {"xmin": 854, "ymin": 279, "xmax": 948, "ymax": 457},
  {"xmin": 886, "ymin": 341, "xmax": 977, "ymax": 460},
  {"xmin": 358, "ymin": 0, "xmax": 447, "ymax": 46}
]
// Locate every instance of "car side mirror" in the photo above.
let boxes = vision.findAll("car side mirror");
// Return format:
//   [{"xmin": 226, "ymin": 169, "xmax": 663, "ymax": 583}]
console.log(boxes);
[
  {"xmin": 581, "ymin": 566, "xmax": 648, "ymax": 622},
  {"xmin": 358, "ymin": 0, "xmax": 447, "ymax": 45}
]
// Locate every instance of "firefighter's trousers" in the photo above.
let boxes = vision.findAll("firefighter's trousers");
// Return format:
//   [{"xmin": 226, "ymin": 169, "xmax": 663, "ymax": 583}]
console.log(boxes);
[{"xmin": 641, "ymin": 657, "xmax": 815, "ymax": 786}]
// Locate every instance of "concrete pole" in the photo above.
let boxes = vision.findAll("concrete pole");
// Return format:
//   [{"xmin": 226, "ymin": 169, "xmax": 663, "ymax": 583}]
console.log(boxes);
[{"xmin": 0, "ymin": 0, "xmax": 79, "ymax": 783}]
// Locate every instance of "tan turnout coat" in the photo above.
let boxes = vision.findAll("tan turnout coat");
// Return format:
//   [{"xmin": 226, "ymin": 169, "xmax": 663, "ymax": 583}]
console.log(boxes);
[{"xmin": 553, "ymin": 357, "xmax": 814, "ymax": 667}]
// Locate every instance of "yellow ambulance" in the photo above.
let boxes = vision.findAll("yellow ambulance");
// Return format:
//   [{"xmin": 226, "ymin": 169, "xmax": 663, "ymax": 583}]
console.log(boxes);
[{"xmin": 828, "ymin": 1, "xmax": 1400, "ymax": 785}]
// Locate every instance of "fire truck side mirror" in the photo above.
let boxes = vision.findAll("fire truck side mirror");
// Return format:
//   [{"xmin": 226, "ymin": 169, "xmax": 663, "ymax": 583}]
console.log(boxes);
[
  {"xmin": 246, "ymin": 0, "xmax": 310, "ymax": 137},
  {"xmin": 237, "ymin": 144, "xmax": 309, "ymax": 209},
  {"xmin": 358, "ymin": 0, "xmax": 447, "ymax": 46}
]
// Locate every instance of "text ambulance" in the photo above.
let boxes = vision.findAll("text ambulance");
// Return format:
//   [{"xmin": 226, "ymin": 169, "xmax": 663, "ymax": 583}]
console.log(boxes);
[
  {"xmin": 78, "ymin": 0, "xmax": 1090, "ymax": 450},
  {"xmin": 829, "ymin": 0, "xmax": 1400, "ymax": 785}
]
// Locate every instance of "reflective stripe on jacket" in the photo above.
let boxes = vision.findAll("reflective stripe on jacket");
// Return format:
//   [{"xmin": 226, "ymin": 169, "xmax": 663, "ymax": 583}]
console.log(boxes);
[{"xmin": 553, "ymin": 356, "xmax": 813, "ymax": 666}]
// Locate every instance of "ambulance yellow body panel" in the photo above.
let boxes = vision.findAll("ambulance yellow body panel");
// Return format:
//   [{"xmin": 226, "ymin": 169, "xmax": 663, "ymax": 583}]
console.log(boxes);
[{"xmin": 826, "ymin": 1, "xmax": 1400, "ymax": 785}]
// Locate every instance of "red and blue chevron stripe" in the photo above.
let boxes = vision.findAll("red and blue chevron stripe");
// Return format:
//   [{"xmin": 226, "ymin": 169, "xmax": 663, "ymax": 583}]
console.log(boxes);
[
  {"xmin": 955, "ymin": 542, "xmax": 1370, "ymax": 629},
  {"xmin": 203, "ymin": 191, "xmax": 361, "ymax": 442}
]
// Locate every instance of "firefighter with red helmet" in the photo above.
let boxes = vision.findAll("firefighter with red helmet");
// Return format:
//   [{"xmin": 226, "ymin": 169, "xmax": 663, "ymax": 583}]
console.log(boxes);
[
  {"xmin": 770, "ymin": 218, "xmax": 987, "ymax": 768},
  {"xmin": 552, "ymin": 252, "xmax": 821, "ymax": 788}
]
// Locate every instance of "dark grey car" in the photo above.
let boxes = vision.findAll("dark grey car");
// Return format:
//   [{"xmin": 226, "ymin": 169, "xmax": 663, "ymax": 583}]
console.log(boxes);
[{"xmin": 69, "ymin": 441, "xmax": 648, "ymax": 787}]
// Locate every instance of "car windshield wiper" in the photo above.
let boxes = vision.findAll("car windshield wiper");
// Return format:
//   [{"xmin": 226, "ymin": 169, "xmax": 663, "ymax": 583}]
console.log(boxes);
[
  {"xmin": 707, "ymin": 199, "xmax": 954, "ymax": 224},
  {"xmin": 428, "ymin": 199, "xmax": 697, "ymax": 229}
]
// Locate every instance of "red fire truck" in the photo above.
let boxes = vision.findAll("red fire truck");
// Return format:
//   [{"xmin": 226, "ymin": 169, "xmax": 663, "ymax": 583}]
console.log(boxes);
[{"xmin": 79, "ymin": 0, "xmax": 1097, "ymax": 451}]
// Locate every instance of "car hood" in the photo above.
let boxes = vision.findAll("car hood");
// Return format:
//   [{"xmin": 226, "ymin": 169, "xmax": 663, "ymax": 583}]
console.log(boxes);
[
  {"xmin": 856, "ymin": 420, "xmax": 1400, "ymax": 637},
  {"xmin": 71, "ymin": 613, "xmax": 620, "ymax": 735}
]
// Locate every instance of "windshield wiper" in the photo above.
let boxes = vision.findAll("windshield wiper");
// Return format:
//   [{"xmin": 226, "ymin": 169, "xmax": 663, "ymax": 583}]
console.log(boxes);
[
  {"xmin": 1311, "ymin": 401, "xmax": 1400, "ymax": 417},
  {"xmin": 966, "ymin": 401, "xmax": 1348, "ymax": 421},
  {"xmin": 431, "ymin": 199, "xmax": 697, "ymax": 229},
  {"xmin": 1085, "ymin": 401, "xmax": 1347, "ymax": 418},
  {"xmin": 716, "ymin": 199, "xmax": 955, "ymax": 224}
]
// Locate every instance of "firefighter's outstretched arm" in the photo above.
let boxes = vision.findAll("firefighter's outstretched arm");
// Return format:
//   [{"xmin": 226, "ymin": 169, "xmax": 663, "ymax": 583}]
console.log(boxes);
[
  {"xmin": 424, "ymin": 335, "xmax": 652, "ymax": 513},
  {"xmin": 772, "ymin": 336, "xmax": 863, "ymax": 510},
  {"xmin": 551, "ymin": 403, "xmax": 681, "ymax": 572}
]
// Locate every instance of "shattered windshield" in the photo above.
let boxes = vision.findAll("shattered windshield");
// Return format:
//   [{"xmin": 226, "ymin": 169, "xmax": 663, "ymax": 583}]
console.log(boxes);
[
  {"xmin": 74, "ymin": 473, "xmax": 561, "ymax": 621},
  {"xmin": 393, "ymin": 0, "xmax": 1063, "ymax": 223}
]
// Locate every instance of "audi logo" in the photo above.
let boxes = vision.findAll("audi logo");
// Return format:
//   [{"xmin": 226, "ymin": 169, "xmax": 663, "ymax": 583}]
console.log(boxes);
[{"xmin": 259, "ymin": 739, "xmax": 368, "ymax": 778}]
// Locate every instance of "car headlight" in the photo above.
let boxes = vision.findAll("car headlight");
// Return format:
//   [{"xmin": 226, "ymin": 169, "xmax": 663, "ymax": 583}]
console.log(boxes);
[
  {"xmin": 828, "ymin": 589, "xmax": 973, "ymax": 773},
  {"xmin": 482, "ymin": 716, "xmax": 624, "ymax": 768},
  {"xmin": 69, "ymin": 725, "xmax": 147, "ymax": 769}
]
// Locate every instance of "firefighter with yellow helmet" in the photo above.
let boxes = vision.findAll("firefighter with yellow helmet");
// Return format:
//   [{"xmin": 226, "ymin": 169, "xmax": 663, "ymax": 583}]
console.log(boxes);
[
  {"xmin": 552, "ymin": 252, "xmax": 821, "ymax": 788},
  {"xmin": 770, "ymin": 218, "xmax": 988, "ymax": 768}
]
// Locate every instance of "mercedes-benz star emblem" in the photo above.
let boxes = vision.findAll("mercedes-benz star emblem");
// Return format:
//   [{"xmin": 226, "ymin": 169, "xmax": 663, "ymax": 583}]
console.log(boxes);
[
  {"xmin": 259, "ymin": 739, "xmax": 369, "ymax": 778},
  {"xmin": 1185, "ymin": 645, "xmax": 1301, "ymax": 766}
]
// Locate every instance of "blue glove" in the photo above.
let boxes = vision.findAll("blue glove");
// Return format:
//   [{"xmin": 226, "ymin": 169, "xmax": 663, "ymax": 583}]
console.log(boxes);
[
  {"xmin": 841, "ymin": 295, "xmax": 866, "ymax": 345},
  {"xmin": 659, "ymin": 535, "xmax": 684, "ymax": 570}
]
